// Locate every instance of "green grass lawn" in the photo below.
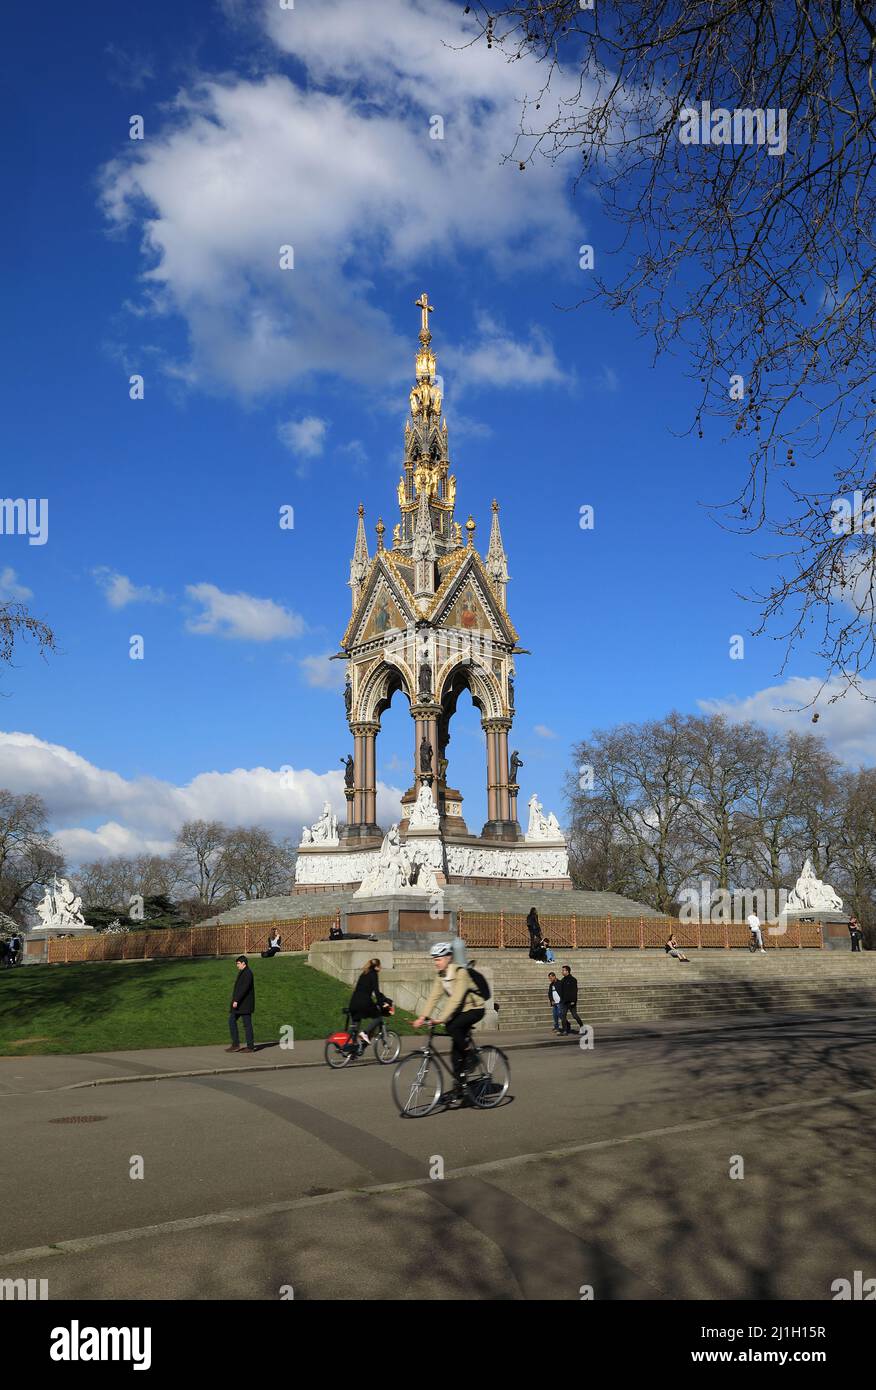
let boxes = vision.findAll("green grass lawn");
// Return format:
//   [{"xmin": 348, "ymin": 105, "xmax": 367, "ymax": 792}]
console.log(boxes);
[{"xmin": 0, "ymin": 956, "xmax": 416, "ymax": 1056}]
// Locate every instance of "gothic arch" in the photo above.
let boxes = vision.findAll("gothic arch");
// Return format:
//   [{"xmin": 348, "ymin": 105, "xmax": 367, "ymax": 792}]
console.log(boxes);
[
  {"xmin": 356, "ymin": 658, "xmax": 412, "ymax": 726},
  {"xmin": 436, "ymin": 654, "xmax": 503, "ymax": 724}
]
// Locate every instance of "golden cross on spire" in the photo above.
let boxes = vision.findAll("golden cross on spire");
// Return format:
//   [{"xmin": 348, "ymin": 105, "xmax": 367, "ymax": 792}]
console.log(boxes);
[{"xmin": 415, "ymin": 292, "xmax": 434, "ymax": 340}]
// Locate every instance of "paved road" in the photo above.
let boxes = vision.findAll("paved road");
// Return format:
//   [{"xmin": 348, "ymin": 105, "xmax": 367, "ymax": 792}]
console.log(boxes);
[{"xmin": 2, "ymin": 1010, "xmax": 875, "ymax": 1300}]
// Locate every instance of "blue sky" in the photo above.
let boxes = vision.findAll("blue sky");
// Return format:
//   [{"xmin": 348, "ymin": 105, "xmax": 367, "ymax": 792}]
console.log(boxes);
[{"xmin": 1, "ymin": 0, "xmax": 872, "ymax": 866}]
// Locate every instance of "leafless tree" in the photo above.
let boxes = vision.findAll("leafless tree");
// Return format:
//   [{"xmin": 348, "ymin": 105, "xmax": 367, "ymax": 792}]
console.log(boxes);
[
  {"xmin": 174, "ymin": 820, "xmax": 230, "ymax": 904},
  {"xmin": 75, "ymin": 853, "xmax": 184, "ymax": 909},
  {"xmin": 468, "ymin": 1, "xmax": 876, "ymax": 691},
  {"xmin": 567, "ymin": 713, "xmax": 874, "ymax": 918},
  {"xmin": 570, "ymin": 712, "xmax": 702, "ymax": 911},
  {"xmin": 222, "ymin": 826, "xmax": 297, "ymax": 901},
  {"xmin": 0, "ymin": 603, "xmax": 55, "ymax": 674},
  {"xmin": 832, "ymin": 767, "xmax": 876, "ymax": 926},
  {"xmin": 0, "ymin": 789, "xmax": 64, "ymax": 922}
]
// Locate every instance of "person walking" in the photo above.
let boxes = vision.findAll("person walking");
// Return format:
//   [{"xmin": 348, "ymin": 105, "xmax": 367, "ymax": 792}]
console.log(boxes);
[
  {"xmin": 849, "ymin": 916, "xmax": 862, "ymax": 953},
  {"xmin": 227, "ymin": 956, "xmax": 256, "ymax": 1053},
  {"xmin": 260, "ymin": 930, "xmax": 282, "ymax": 958},
  {"xmin": 748, "ymin": 912, "xmax": 765, "ymax": 953},
  {"xmin": 547, "ymin": 972, "xmax": 563, "ymax": 1033},
  {"xmin": 558, "ymin": 964, "xmax": 583, "ymax": 1034}
]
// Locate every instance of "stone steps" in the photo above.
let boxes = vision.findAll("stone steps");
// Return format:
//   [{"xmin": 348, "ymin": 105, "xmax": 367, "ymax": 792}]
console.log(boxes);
[
  {"xmin": 307, "ymin": 938, "xmax": 876, "ymax": 1031},
  {"xmin": 491, "ymin": 979, "xmax": 876, "ymax": 1028}
]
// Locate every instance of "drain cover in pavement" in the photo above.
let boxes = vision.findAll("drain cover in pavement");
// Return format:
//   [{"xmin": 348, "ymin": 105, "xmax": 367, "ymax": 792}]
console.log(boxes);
[{"xmin": 49, "ymin": 1115, "xmax": 108, "ymax": 1124}]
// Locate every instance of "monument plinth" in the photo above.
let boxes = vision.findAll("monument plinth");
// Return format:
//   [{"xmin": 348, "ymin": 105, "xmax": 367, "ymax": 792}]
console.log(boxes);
[{"xmin": 294, "ymin": 293, "xmax": 570, "ymax": 895}]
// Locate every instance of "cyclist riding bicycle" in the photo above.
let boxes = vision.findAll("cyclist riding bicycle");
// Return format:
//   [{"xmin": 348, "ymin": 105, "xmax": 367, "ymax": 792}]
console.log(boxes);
[
  {"xmin": 413, "ymin": 942, "xmax": 486, "ymax": 1096},
  {"xmin": 348, "ymin": 957, "xmax": 394, "ymax": 1048}
]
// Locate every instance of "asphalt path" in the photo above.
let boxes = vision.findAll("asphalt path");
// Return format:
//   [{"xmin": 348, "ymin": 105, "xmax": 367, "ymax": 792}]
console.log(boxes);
[{"xmin": 2, "ymin": 1011, "xmax": 875, "ymax": 1300}]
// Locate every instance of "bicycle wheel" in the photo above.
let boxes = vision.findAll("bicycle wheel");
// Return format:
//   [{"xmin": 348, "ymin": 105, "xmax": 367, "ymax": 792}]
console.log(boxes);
[
  {"xmin": 325, "ymin": 1039, "xmax": 354, "ymax": 1069},
  {"xmin": 373, "ymin": 1027, "xmax": 401, "ymax": 1064},
  {"xmin": 466, "ymin": 1046, "xmax": 510, "ymax": 1109},
  {"xmin": 392, "ymin": 1051, "xmax": 443, "ymax": 1117}
]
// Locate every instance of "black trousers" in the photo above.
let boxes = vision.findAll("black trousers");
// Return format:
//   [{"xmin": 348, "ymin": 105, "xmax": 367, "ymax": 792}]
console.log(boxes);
[
  {"xmin": 229, "ymin": 1010, "xmax": 254, "ymax": 1047},
  {"xmin": 561, "ymin": 1001, "xmax": 582, "ymax": 1032},
  {"xmin": 851, "ymin": 936, "xmax": 861, "ymax": 952},
  {"xmin": 445, "ymin": 1008, "xmax": 485, "ymax": 1076},
  {"xmin": 351, "ymin": 1011, "xmax": 381, "ymax": 1034},
  {"xmin": 260, "ymin": 946, "xmax": 280, "ymax": 957}
]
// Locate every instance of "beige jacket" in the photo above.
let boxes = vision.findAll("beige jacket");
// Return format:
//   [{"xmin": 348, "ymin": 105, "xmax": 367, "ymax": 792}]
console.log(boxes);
[{"xmin": 422, "ymin": 963, "xmax": 485, "ymax": 1021}]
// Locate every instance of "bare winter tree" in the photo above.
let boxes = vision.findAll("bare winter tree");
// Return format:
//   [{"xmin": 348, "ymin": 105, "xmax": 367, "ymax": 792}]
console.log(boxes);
[
  {"xmin": 567, "ymin": 713, "xmax": 874, "ymax": 920},
  {"xmin": 174, "ymin": 820, "xmax": 230, "ymax": 905},
  {"xmin": 0, "ymin": 602, "xmax": 55, "ymax": 675},
  {"xmin": 468, "ymin": 1, "xmax": 876, "ymax": 692},
  {"xmin": 569, "ymin": 713, "xmax": 702, "ymax": 911},
  {"xmin": 0, "ymin": 790, "xmax": 64, "ymax": 923},
  {"xmin": 832, "ymin": 767, "xmax": 876, "ymax": 927},
  {"xmin": 76, "ymin": 853, "xmax": 184, "ymax": 910},
  {"xmin": 222, "ymin": 826, "xmax": 297, "ymax": 901}
]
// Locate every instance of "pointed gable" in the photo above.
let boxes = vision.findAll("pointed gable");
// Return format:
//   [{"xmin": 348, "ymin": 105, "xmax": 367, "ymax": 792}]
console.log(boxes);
[
  {"xmin": 341, "ymin": 553, "xmax": 417, "ymax": 650},
  {"xmin": 429, "ymin": 550, "xmax": 519, "ymax": 646}
]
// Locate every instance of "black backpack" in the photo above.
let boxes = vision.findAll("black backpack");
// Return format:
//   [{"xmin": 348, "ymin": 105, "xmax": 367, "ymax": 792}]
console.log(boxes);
[{"xmin": 466, "ymin": 965, "xmax": 491, "ymax": 1002}]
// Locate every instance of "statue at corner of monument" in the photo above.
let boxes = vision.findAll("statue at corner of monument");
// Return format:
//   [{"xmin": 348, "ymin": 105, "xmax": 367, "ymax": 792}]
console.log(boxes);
[
  {"xmin": 355, "ymin": 824, "xmax": 414, "ymax": 896},
  {"xmin": 304, "ymin": 801, "xmax": 339, "ymax": 847},
  {"xmin": 786, "ymin": 856, "xmax": 844, "ymax": 912},
  {"xmin": 526, "ymin": 793, "xmax": 563, "ymax": 842},
  {"xmin": 340, "ymin": 754, "xmax": 354, "ymax": 788},
  {"xmin": 35, "ymin": 876, "xmax": 86, "ymax": 931}
]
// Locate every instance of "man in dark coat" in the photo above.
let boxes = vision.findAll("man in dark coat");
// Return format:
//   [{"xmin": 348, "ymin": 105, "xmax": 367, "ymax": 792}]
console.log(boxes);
[
  {"xmin": 558, "ymin": 964, "xmax": 583, "ymax": 1035},
  {"xmin": 227, "ymin": 956, "xmax": 255, "ymax": 1052}
]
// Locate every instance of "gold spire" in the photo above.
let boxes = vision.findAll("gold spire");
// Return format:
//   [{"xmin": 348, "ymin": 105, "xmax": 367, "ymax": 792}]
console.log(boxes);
[
  {"xmin": 465, "ymin": 515, "xmax": 476, "ymax": 547},
  {"xmin": 415, "ymin": 291, "xmax": 434, "ymax": 343},
  {"xmin": 411, "ymin": 290, "xmax": 439, "ymax": 407},
  {"xmin": 375, "ymin": 516, "xmax": 385, "ymax": 551}
]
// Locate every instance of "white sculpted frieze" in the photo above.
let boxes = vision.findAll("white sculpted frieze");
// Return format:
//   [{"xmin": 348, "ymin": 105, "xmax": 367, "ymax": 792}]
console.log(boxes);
[
  {"xmin": 300, "ymin": 801, "xmax": 339, "ymax": 847},
  {"xmin": 525, "ymin": 794, "xmax": 564, "ymax": 842},
  {"xmin": 785, "ymin": 857, "xmax": 844, "ymax": 913}
]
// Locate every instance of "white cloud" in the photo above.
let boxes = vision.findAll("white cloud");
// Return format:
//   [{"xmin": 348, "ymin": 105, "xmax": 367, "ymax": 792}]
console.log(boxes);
[
  {"xmin": 277, "ymin": 416, "xmax": 327, "ymax": 461},
  {"xmin": 833, "ymin": 549, "xmax": 876, "ymax": 620},
  {"xmin": 98, "ymin": 0, "xmax": 582, "ymax": 396},
  {"xmin": 699, "ymin": 677, "xmax": 876, "ymax": 765},
  {"xmin": 299, "ymin": 652, "xmax": 346, "ymax": 690},
  {"xmin": 534, "ymin": 724, "xmax": 557, "ymax": 739},
  {"xmin": 93, "ymin": 567, "xmax": 166, "ymax": 609},
  {"xmin": 447, "ymin": 312, "xmax": 571, "ymax": 390},
  {"xmin": 0, "ymin": 730, "xmax": 402, "ymax": 865},
  {"xmin": 185, "ymin": 583, "xmax": 305, "ymax": 641},
  {"xmin": 0, "ymin": 567, "xmax": 33, "ymax": 602}
]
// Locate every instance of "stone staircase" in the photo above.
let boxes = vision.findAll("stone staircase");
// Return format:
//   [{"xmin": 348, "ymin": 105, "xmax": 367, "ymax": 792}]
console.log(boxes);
[{"xmin": 308, "ymin": 939, "xmax": 876, "ymax": 1030}]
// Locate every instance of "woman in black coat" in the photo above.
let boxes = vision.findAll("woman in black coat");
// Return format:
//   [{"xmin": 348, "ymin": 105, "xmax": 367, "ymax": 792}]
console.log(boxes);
[
  {"xmin": 348, "ymin": 958, "xmax": 393, "ymax": 1044},
  {"xmin": 527, "ymin": 907, "xmax": 541, "ymax": 945}
]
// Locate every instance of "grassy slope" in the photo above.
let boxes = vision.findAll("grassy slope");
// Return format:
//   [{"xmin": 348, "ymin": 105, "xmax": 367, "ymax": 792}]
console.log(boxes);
[{"xmin": 0, "ymin": 956, "xmax": 415, "ymax": 1056}]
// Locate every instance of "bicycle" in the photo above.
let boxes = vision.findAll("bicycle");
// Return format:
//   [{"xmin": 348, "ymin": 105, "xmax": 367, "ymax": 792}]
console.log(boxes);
[
  {"xmin": 391, "ymin": 1023, "xmax": 510, "ymax": 1117},
  {"xmin": 324, "ymin": 1009, "xmax": 401, "ymax": 1069}
]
